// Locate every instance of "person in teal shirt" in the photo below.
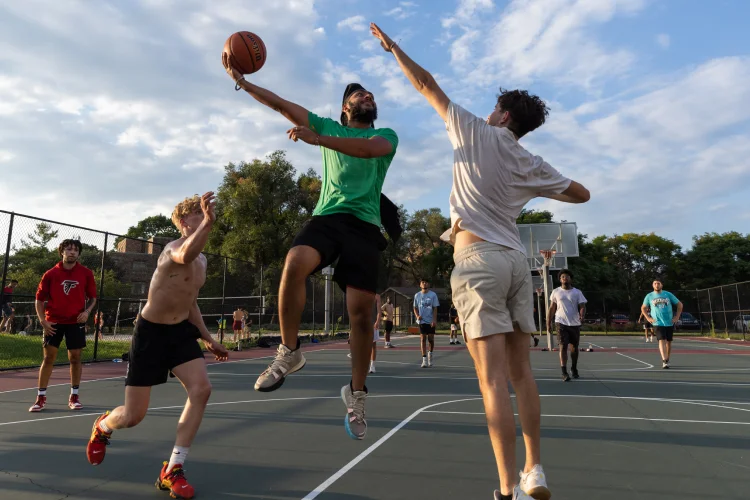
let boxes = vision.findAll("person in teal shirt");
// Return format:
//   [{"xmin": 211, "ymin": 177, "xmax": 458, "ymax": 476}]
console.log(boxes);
[
  {"xmin": 225, "ymin": 59, "xmax": 398, "ymax": 441},
  {"xmin": 642, "ymin": 280, "xmax": 683, "ymax": 369}
]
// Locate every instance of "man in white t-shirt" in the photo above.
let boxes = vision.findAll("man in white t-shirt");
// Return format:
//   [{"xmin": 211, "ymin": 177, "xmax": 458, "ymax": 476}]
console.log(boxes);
[
  {"xmin": 546, "ymin": 270, "xmax": 587, "ymax": 382},
  {"xmin": 370, "ymin": 24, "xmax": 590, "ymax": 500}
]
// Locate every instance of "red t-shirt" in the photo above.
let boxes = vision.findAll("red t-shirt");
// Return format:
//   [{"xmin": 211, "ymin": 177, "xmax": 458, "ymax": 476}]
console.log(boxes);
[{"xmin": 36, "ymin": 262, "xmax": 97, "ymax": 324}]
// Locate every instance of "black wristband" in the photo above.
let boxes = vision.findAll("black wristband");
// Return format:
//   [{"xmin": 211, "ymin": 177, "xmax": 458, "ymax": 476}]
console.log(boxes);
[{"xmin": 235, "ymin": 77, "xmax": 246, "ymax": 91}]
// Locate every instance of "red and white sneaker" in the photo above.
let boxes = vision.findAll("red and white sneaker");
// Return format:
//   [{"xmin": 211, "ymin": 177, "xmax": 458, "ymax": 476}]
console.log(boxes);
[
  {"xmin": 29, "ymin": 395, "xmax": 46, "ymax": 412},
  {"xmin": 86, "ymin": 412, "xmax": 112, "ymax": 466},
  {"xmin": 156, "ymin": 462, "xmax": 195, "ymax": 499},
  {"xmin": 69, "ymin": 394, "xmax": 83, "ymax": 410}
]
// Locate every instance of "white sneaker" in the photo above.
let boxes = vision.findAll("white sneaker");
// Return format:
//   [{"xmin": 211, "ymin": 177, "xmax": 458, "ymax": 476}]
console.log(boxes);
[
  {"xmin": 427, "ymin": 352, "xmax": 433, "ymax": 367},
  {"xmin": 494, "ymin": 486, "xmax": 534, "ymax": 500},
  {"xmin": 519, "ymin": 465, "xmax": 551, "ymax": 500},
  {"xmin": 421, "ymin": 357, "xmax": 427, "ymax": 368}
]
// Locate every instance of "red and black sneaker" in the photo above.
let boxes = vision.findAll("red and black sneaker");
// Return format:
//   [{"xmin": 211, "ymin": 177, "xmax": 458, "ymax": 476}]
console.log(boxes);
[
  {"xmin": 68, "ymin": 394, "xmax": 83, "ymax": 410},
  {"xmin": 155, "ymin": 462, "xmax": 195, "ymax": 499},
  {"xmin": 86, "ymin": 412, "xmax": 112, "ymax": 466},
  {"xmin": 29, "ymin": 395, "xmax": 46, "ymax": 412}
]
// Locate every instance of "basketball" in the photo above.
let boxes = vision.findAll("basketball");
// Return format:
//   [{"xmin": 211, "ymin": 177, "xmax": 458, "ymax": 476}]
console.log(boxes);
[{"xmin": 223, "ymin": 31, "xmax": 267, "ymax": 75}]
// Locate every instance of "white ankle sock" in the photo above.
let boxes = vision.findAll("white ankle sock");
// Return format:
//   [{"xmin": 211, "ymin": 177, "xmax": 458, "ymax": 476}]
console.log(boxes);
[
  {"xmin": 167, "ymin": 446, "xmax": 189, "ymax": 470},
  {"xmin": 98, "ymin": 416, "xmax": 112, "ymax": 434},
  {"xmin": 71, "ymin": 386, "xmax": 79, "ymax": 395}
]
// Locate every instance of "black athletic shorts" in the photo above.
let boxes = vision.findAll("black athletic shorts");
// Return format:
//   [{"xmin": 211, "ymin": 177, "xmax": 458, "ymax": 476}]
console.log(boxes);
[
  {"xmin": 292, "ymin": 214, "xmax": 387, "ymax": 293},
  {"xmin": 654, "ymin": 326, "xmax": 674, "ymax": 342},
  {"xmin": 419, "ymin": 323, "xmax": 436, "ymax": 335},
  {"xmin": 43, "ymin": 323, "xmax": 86, "ymax": 350},
  {"xmin": 556, "ymin": 323, "xmax": 581, "ymax": 347},
  {"xmin": 125, "ymin": 317, "xmax": 205, "ymax": 387},
  {"xmin": 643, "ymin": 321, "xmax": 652, "ymax": 330},
  {"xmin": 384, "ymin": 320, "xmax": 393, "ymax": 334}
]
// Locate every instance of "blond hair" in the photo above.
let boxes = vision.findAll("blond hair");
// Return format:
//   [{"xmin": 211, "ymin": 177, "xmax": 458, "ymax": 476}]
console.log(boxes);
[{"xmin": 171, "ymin": 195, "xmax": 202, "ymax": 231}]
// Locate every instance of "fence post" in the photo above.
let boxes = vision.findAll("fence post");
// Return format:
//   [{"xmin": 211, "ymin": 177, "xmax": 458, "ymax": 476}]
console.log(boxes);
[
  {"xmin": 719, "ymin": 286, "xmax": 729, "ymax": 335},
  {"xmin": 696, "ymin": 289, "xmax": 703, "ymax": 336},
  {"xmin": 259, "ymin": 265, "xmax": 263, "ymax": 338},
  {"xmin": 0, "ymin": 213, "xmax": 13, "ymax": 310},
  {"xmin": 736, "ymin": 283, "xmax": 745, "ymax": 341},
  {"xmin": 602, "ymin": 296, "xmax": 607, "ymax": 335},
  {"xmin": 220, "ymin": 257, "xmax": 227, "ymax": 344},
  {"xmin": 92, "ymin": 232, "xmax": 109, "ymax": 361},
  {"xmin": 312, "ymin": 277, "xmax": 316, "ymax": 337}
]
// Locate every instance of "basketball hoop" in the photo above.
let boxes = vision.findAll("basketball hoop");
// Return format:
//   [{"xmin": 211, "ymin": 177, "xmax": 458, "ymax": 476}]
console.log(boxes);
[{"xmin": 540, "ymin": 249, "xmax": 557, "ymax": 267}]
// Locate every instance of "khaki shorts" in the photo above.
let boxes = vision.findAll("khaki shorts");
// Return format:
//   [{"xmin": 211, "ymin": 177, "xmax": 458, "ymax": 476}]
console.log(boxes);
[{"xmin": 451, "ymin": 242, "xmax": 535, "ymax": 340}]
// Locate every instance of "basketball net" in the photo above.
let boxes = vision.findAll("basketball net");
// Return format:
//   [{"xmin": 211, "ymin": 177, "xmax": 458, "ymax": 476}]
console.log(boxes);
[
  {"xmin": 535, "ymin": 287, "xmax": 544, "ymax": 295},
  {"xmin": 540, "ymin": 249, "xmax": 557, "ymax": 267}
]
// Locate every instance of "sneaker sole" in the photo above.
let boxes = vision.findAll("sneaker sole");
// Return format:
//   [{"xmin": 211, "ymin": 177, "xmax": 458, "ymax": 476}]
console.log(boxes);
[
  {"xmin": 526, "ymin": 486, "xmax": 551, "ymax": 500},
  {"xmin": 340, "ymin": 386, "xmax": 366, "ymax": 441},
  {"xmin": 29, "ymin": 407, "xmax": 44, "ymax": 412},
  {"xmin": 254, "ymin": 357, "xmax": 306, "ymax": 393}
]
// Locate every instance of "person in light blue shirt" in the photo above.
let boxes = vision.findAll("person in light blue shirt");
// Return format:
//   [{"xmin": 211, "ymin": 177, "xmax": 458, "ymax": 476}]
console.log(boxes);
[
  {"xmin": 413, "ymin": 279, "xmax": 439, "ymax": 367},
  {"xmin": 642, "ymin": 280, "xmax": 683, "ymax": 369}
]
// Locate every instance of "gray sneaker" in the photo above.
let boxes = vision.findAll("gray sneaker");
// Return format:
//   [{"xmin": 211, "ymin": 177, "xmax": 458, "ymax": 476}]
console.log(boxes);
[
  {"xmin": 341, "ymin": 384, "xmax": 368, "ymax": 440},
  {"xmin": 254, "ymin": 344, "xmax": 306, "ymax": 392}
]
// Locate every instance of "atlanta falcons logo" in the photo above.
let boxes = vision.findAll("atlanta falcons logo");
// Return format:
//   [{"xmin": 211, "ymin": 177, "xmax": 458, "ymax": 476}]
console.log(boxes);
[{"xmin": 62, "ymin": 280, "xmax": 79, "ymax": 295}]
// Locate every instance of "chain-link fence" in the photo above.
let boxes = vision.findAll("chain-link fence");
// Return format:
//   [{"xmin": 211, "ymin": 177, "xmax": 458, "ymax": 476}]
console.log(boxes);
[{"xmin": 0, "ymin": 211, "xmax": 354, "ymax": 370}]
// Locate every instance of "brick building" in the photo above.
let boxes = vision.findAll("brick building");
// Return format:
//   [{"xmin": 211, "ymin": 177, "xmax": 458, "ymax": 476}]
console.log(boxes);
[{"xmin": 109, "ymin": 236, "xmax": 174, "ymax": 297}]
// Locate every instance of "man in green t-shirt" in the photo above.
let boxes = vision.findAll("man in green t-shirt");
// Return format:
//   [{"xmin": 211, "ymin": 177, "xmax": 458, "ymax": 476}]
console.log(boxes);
[{"xmin": 224, "ymin": 59, "xmax": 398, "ymax": 440}]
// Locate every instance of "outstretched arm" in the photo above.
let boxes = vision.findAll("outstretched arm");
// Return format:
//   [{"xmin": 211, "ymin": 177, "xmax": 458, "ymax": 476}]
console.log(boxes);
[
  {"xmin": 171, "ymin": 192, "xmax": 215, "ymax": 265},
  {"xmin": 223, "ymin": 54, "xmax": 309, "ymax": 127},
  {"xmin": 370, "ymin": 23, "xmax": 449, "ymax": 121}
]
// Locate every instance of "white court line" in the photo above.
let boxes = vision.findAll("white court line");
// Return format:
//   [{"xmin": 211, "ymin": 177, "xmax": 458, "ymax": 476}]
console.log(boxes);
[
  {"xmin": 209, "ymin": 372, "xmax": 750, "ymax": 385},
  {"xmin": 0, "ymin": 393, "xmax": 474, "ymax": 427},
  {"xmin": 422, "ymin": 410, "xmax": 750, "ymax": 426},
  {"xmin": 0, "ymin": 348, "xmax": 331, "ymax": 395},
  {"xmin": 614, "ymin": 352, "xmax": 654, "ymax": 369},
  {"xmin": 301, "ymin": 397, "xmax": 481, "ymax": 500}
]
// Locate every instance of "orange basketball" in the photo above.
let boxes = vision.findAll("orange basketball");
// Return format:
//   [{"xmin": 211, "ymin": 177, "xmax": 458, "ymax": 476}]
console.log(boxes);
[{"xmin": 223, "ymin": 31, "xmax": 267, "ymax": 75}]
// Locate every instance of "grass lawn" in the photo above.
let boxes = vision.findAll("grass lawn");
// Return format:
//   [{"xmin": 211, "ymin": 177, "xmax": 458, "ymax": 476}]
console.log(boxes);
[{"xmin": 0, "ymin": 334, "xmax": 132, "ymax": 370}]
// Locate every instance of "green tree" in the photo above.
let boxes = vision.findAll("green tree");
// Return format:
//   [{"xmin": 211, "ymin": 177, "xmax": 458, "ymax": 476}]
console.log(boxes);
[
  {"xmin": 400, "ymin": 208, "xmax": 451, "ymax": 286},
  {"xmin": 598, "ymin": 233, "xmax": 682, "ymax": 317},
  {"xmin": 680, "ymin": 232, "xmax": 750, "ymax": 289},
  {"xmin": 517, "ymin": 209, "xmax": 554, "ymax": 224},
  {"xmin": 113, "ymin": 215, "xmax": 180, "ymax": 248}
]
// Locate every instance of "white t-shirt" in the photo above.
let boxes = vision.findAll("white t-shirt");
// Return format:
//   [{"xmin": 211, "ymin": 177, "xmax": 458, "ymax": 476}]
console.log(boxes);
[
  {"xmin": 550, "ymin": 287, "xmax": 587, "ymax": 326},
  {"xmin": 439, "ymin": 102, "xmax": 572, "ymax": 253}
]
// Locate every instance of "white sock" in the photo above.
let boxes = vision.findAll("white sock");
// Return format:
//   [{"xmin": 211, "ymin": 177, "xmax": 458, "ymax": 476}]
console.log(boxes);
[
  {"xmin": 98, "ymin": 416, "xmax": 112, "ymax": 434},
  {"xmin": 167, "ymin": 446, "xmax": 189, "ymax": 470},
  {"xmin": 38, "ymin": 389, "xmax": 46, "ymax": 396},
  {"xmin": 71, "ymin": 386, "xmax": 79, "ymax": 395}
]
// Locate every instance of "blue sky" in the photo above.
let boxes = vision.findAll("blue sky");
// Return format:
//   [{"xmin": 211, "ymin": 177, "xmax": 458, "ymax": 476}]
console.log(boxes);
[{"xmin": 1, "ymin": 0, "xmax": 749, "ymax": 251}]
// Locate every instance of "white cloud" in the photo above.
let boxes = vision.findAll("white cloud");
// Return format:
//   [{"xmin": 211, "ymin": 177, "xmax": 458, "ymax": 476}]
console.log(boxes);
[
  {"xmin": 656, "ymin": 33, "xmax": 671, "ymax": 49},
  {"xmin": 385, "ymin": 2, "xmax": 418, "ymax": 20},
  {"xmin": 523, "ymin": 57, "xmax": 750, "ymax": 243},
  {"xmin": 337, "ymin": 15, "xmax": 367, "ymax": 32},
  {"xmin": 443, "ymin": 0, "xmax": 646, "ymax": 90}
]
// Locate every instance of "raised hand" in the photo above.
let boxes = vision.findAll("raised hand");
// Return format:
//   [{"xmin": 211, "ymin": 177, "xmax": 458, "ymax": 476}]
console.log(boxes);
[
  {"xmin": 369, "ymin": 23, "xmax": 395, "ymax": 52},
  {"xmin": 200, "ymin": 192, "xmax": 216, "ymax": 223}
]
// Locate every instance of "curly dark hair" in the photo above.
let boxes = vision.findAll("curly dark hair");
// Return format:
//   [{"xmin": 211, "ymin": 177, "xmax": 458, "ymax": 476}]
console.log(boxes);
[
  {"xmin": 58, "ymin": 239, "xmax": 83, "ymax": 257},
  {"xmin": 559, "ymin": 269, "xmax": 573, "ymax": 279},
  {"xmin": 496, "ymin": 88, "xmax": 550, "ymax": 138}
]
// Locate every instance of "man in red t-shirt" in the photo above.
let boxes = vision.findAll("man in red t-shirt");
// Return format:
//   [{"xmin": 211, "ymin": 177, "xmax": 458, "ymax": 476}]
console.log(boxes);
[{"xmin": 29, "ymin": 239, "xmax": 97, "ymax": 413}]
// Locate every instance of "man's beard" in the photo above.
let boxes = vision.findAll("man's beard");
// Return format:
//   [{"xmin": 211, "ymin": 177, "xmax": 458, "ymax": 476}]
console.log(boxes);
[
  {"xmin": 349, "ymin": 102, "xmax": 378, "ymax": 124},
  {"xmin": 562, "ymin": 283, "xmax": 572, "ymax": 289}
]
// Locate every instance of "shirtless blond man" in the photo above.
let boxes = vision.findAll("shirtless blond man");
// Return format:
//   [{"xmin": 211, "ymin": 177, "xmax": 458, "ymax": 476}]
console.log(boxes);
[{"xmin": 85, "ymin": 192, "xmax": 228, "ymax": 500}]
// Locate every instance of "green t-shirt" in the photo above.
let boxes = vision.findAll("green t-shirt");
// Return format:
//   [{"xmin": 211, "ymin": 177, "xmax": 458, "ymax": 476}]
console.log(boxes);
[{"xmin": 308, "ymin": 112, "xmax": 398, "ymax": 226}]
